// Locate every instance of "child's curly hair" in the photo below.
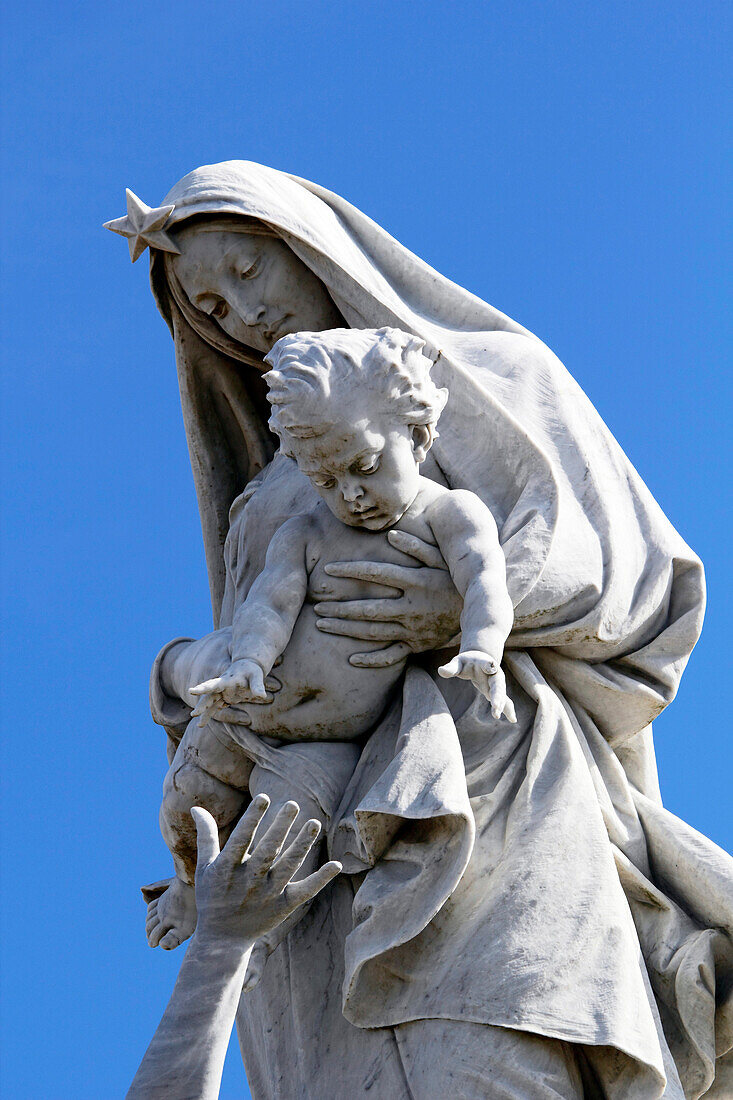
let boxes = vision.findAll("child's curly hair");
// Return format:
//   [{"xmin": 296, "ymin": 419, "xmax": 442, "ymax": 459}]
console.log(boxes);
[{"xmin": 264, "ymin": 327, "xmax": 448, "ymax": 456}]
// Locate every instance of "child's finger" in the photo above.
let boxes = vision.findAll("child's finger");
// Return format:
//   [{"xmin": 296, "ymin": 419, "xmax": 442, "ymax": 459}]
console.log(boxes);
[
  {"xmin": 438, "ymin": 657, "xmax": 462, "ymax": 678},
  {"xmin": 488, "ymin": 678, "xmax": 507, "ymax": 720},
  {"xmin": 192, "ymin": 806, "xmax": 220, "ymax": 872},
  {"xmin": 249, "ymin": 666, "xmax": 268, "ymax": 700},
  {"xmin": 284, "ymin": 861, "xmax": 342, "ymax": 911},
  {"xmin": 191, "ymin": 677, "xmax": 224, "ymax": 696},
  {"xmin": 269, "ymin": 820, "xmax": 321, "ymax": 888},
  {"xmin": 221, "ymin": 794, "xmax": 270, "ymax": 866},
  {"xmin": 503, "ymin": 697, "xmax": 517, "ymax": 724}
]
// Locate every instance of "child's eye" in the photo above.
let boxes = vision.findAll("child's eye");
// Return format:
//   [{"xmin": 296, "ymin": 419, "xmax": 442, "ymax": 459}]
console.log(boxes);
[
  {"xmin": 357, "ymin": 456, "xmax": 380, "ymax": 475},
  {"xmin": 312, "ymin": 474, "xmax": 336, "ymax": 490}
]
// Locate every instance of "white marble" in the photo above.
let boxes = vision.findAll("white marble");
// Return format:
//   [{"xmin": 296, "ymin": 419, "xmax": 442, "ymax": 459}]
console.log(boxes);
[
  {"xmin": 128, "ymin": 799, "xmax": 340, "ymax": 1100},
  {"xmin": 107, "ymin": 161, "xmax": 733, "ymax": 1100}
]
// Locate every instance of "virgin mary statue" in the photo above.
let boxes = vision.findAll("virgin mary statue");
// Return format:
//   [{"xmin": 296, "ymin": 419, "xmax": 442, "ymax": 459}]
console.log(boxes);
[{"xmin": 118, "ymin": 161, "xmax": 731, "ymax": 1099}]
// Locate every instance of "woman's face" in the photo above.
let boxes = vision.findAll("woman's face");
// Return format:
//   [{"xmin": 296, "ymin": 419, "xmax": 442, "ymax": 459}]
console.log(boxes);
[{"xmin": 169, "ymin": 227, "xmax": 343, "ymax": 353}]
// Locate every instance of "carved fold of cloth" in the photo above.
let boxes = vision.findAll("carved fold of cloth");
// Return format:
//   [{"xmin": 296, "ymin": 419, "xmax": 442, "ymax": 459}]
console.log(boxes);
[
  {"xmin": 213, "ymin": 660, "xmax": 731, "ymax": 1100},
  {"xmin": 328, "ymin": 663, "xmax": 733, "ymax": 1100},
  {"xmin": 147, "ymin": 161, "xmax": 733, "ymax": 1098}
]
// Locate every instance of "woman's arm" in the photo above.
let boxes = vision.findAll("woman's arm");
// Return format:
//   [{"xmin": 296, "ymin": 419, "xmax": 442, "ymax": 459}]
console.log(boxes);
[
  {"xmin": 156, "ymin": 630, "xmax": 233, "ymax": 712},
  {"xmin": 127, "ymin": 798, "xmax": 341, "ymax": 1100}
]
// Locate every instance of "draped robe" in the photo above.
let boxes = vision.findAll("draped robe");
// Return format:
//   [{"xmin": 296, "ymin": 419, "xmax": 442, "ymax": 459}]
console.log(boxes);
[{"xmin": 148, "ymin": 161, "xmax": 733, "ymax": 1099}]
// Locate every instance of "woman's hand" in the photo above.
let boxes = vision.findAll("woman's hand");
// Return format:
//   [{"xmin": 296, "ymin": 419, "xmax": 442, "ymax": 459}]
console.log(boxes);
[
  {"xmin": 192, "ymin": 797, "xmax": 341, "ymax": 947},
  {"xmin": 315, "ymin": 530, "xmax": 462, "ymax": 668}
]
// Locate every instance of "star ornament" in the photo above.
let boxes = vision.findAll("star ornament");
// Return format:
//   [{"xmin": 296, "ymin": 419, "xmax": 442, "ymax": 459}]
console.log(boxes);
[{"xmin": 104, "ymin": 189, "xmax": 181, "ymax": 263}]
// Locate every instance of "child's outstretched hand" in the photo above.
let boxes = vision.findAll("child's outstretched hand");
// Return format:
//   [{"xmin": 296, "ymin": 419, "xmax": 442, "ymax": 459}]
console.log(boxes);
[
  {"xmin": 191, "ymin": 659, "xmax": 270, "ymax": 725},
  {"xmin": 438, "ymin": 651, "xmax": 517, "ymax": 722},
  {"xmin": 192, "ymin": 797, "xmax": 342, "ymax": 946}
]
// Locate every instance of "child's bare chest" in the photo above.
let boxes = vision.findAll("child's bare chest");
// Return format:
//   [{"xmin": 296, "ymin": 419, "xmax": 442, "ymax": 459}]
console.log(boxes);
[{"xmin": 305, "ymin": 508, "xmax": 439, "ymax": 602}]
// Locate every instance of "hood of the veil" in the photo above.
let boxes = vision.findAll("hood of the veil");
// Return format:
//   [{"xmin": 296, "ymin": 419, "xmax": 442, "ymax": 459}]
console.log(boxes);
[
  {"xmin": 149, "ymin": 160, "xmax": 553, "ymax": 620},
  {"xmin": 148, "ymin": 162, "xmax": 703, "ymax": 733}
]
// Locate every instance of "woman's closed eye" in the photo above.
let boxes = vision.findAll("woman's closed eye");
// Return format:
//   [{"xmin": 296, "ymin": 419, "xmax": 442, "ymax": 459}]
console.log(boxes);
[
  {"xmin": 239, "ymin": 257, "xmax": 261, "ymax": 281},
  {"xmin": 196, "ymin": 294, "xmax": 229, "ymax": 320}
]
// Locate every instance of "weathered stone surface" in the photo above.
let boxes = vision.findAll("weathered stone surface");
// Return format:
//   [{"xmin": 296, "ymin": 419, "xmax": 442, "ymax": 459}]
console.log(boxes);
[{"xmin": 109, "ymin": 161, "xmax": 733, "ymax": 1099}]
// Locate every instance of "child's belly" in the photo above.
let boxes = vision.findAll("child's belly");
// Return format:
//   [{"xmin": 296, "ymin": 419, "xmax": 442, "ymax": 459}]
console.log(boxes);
[
  {"xmin": 237, "ymin": 524, "xmax": 431, "ymax": 742},
  {"xmin": 239, "ymin": 603, "xmax": 404, "ymax": 740}
]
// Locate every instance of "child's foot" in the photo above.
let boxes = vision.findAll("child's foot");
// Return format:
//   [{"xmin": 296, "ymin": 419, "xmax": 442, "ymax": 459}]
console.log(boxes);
[{"xmin": 144, "ymin": 876, "xmax": 197, "ymax": 950}]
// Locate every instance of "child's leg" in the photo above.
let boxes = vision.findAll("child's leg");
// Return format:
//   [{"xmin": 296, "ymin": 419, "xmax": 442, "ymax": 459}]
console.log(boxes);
[
  {"xmin": 160, "ymin": 719, "xmax": 254, "ymax": 884},
  {"xmin": 148, "ymin": 719, "xmax": 254, "ymax": 950},
  {"xmin": 243, "ymin": 740, "xmax": 360, "ymax": 987}
]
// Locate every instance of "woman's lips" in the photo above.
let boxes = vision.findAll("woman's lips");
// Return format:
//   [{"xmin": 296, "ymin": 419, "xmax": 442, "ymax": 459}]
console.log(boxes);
[{"xmin": 264, "ymin": 315, "xmax": 292, "ymax": 343}]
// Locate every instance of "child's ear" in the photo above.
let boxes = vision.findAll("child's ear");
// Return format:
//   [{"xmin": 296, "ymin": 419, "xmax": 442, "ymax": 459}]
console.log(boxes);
[{"xmin": 411, "ymin": 423, "xmax": 435, "ymax": 463}]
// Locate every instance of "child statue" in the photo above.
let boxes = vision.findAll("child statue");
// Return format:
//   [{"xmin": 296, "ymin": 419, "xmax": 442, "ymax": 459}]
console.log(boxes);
[{"xmin": 146, "ymin": 327, "xmax": 515, "ymax": 952}]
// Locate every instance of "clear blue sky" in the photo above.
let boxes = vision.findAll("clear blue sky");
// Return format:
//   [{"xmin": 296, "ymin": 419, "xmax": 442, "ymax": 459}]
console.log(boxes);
[{"xmin": 1, "ymin": 2, "xmax": 731, "ymax": 1097}]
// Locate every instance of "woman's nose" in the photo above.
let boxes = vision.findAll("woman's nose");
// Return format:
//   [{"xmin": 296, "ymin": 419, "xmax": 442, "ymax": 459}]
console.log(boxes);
[
  {"xmin": 341, "ymin": 480, "xmax": 364, "ymax": 503},
  {"xmin": 236, "ymin": 294, "xmax": 267, "ymax": 326}
]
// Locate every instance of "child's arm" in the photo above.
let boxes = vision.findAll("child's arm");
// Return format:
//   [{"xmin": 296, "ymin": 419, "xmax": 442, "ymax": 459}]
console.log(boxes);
[
  {"xmin": 428, "ymin": 489, "xmax": 516, "ymax": 720},
  {"xmin": 191, "ymin": 516, "xmax": 310, "ymax": 713}
]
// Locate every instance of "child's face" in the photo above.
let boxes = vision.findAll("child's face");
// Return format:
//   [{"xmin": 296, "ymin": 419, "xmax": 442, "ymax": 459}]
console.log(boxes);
[{"xmin": 290, "ymin": 418, "xmax": 422, "ymax": 530}]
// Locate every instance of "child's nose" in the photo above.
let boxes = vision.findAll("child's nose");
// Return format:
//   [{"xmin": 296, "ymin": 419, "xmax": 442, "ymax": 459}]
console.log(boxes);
[{"xmin": 341, "ymin": 479, "xmax": 364, "ymax": 502}]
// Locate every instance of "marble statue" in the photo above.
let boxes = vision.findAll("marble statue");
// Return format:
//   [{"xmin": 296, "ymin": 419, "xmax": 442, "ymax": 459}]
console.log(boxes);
[
  {"xmin": 129, "ymin": 798, "xmax": 342, "ymax": 1099},
  {"xmin": 149, "ymin": 326, "xmax": 516, "ymax": 955},
  {"xmin": 108, "ymin": 162, "xmax": 733, "ymax": 1100}
]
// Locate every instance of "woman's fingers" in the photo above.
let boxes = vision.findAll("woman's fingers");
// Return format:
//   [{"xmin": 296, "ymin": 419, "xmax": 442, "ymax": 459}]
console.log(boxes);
[
  {"xmin": 269, "ymin": 820, "xmax": 322, "ymax": 888},
  {"xmin": 192, "ymin": 692, "xmax": 221, "ymax": 726},
  {"xmin": 386, "ymin": 529, "xmax": 447, "ymax": 569},
  {"xmin": 313, "ymin": 597, "xmax": 401, "ymax": 622},
  {"xmin": 323, "ymin": 560, "xmax": 407, "ymax": 590},
  {"xmin": 248, "ymin": 802, "xmax": 299, "ymax": 877},
  {"xmin": 192, "ymin": 806, "xmax": 221, "ymax": 873},
  {"xmin": 349, "ymin": 642, "xmax": 411, "ymax": 668},
  {"xmin": 213, "ymin": 706, "xmax": 252, "ymax": 725},
  {"xmin": 283, "ymin": 861, "xmax": 342, "ymax": 912},
  {"xmin": 316, "ymin": 618, "xmax": 403, "ymax": 642},
  {"xmin": 221, "ymin": 794, "xmax": 270, "ymax": 867}
]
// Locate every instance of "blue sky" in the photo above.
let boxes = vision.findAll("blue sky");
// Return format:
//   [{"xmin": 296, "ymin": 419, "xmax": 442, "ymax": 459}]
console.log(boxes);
[{"xmin": 1, "ymin": 2, "xmax": 731, "ymax": 1096}]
